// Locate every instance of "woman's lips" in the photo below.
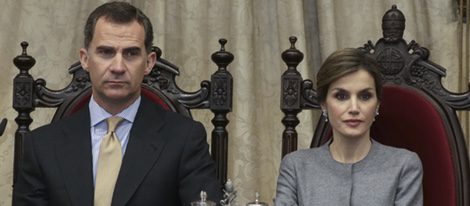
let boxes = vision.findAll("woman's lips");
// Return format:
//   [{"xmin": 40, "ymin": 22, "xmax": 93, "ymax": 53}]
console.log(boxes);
[{"xmin": 344, "ymin": 119, "xmax": 362, "ymax": 127}]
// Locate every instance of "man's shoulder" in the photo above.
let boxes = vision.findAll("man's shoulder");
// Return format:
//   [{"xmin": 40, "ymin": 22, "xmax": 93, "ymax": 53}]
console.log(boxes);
[
  {"xmin": 140, "ymin": 96, "xmax": 199, "ymax": 125},
  {"xmin": 29, "ymin": 115, "xmax": 70, "ymax": 135},
  {"xmin": 157, "ymin": 109, "xmax": 204, "ymax": 133},
  {"xmin": 26, "ymin": 122, "xmax": 64, "ymax": 147},
  {"xmin": 29, "ymin": 107, "xmax": 88, "ymax": 138}
]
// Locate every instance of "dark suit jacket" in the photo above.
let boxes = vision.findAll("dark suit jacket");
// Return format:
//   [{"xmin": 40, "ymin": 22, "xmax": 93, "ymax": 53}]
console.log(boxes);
[{"xmin": 12, "ymin": 96, "xmax": 222, "ymax": 205}]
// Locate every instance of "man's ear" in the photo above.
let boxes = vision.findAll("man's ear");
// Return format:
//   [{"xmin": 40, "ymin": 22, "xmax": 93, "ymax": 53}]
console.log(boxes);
[
  {"xmin": 79, "ymin": 48, "xmax": 89, "ymax": 71},
  {"xmin": 144, "ymin": 51, "xmax": 157, "ymax": 75}
]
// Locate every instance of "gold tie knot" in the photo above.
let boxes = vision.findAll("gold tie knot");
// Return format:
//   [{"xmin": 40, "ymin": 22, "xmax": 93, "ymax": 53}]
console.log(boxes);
[{"xmin": 107, "ymin": 116, "xmax": 123, "ymax": 133}]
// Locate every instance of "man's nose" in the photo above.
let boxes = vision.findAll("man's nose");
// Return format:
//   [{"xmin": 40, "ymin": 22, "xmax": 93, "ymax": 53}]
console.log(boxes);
[{"xmin": 110, "ymin": 54, "xmax": 126, "ymax": 73}]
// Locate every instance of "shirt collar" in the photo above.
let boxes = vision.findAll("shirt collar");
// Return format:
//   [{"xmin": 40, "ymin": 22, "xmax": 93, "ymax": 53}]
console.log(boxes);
[{"xmin": 89, "ymin": 95, "xmax": 141, "ymax": 127}]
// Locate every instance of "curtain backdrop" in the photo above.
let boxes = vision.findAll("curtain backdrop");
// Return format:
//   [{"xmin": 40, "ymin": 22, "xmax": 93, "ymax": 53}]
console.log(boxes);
[{"xmin": 0, "ymin": 0, "xmax": 468, "ymax": 205}]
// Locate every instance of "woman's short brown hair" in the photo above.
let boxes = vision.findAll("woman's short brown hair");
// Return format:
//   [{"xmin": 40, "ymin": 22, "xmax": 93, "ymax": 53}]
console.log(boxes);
[{"xmin": 316, "ymin": 48, "xmax": 383, "ymax": 103}]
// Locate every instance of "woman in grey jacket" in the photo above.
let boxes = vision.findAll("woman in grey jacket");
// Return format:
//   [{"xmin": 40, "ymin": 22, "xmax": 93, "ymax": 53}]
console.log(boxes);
[{"xmin": 275, "ymin": 48, "xmax": 423, "ymax": 206}]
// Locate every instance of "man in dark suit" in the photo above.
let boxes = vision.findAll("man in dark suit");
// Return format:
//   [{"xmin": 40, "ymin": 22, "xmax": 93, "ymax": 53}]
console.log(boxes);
[{"xmin": 12, "ymin": 1, "xmax": 222, "ymax": 205}]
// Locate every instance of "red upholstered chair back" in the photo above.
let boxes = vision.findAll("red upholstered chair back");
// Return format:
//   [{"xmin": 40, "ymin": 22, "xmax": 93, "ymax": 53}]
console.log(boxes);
[
  {"xmin": 371, "ymin": 85, "xmax": 456, "ymax": 205},
  {"xmin": 280, "ymin": 5, "xmax": 470, "ymax": 206},
  {"xmin": 12, "ymin": 41, "xmax": 234, "ymax": 186}
]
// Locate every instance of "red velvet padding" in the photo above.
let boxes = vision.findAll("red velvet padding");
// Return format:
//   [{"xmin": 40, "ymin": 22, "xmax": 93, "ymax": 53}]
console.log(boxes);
[
  {"xmin": 372, "ymin": 85, "xmax": 455, "ymax": 206},
  {"xmin": 67, "ymin": 87, "xmax": 171, "ymax": 118},
  {"xmin": 140, "ymin": 87, "xmax": 170, "ymax": 111}
]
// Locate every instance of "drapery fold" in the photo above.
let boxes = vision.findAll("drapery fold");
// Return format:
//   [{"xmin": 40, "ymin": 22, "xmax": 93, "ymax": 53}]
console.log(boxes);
[
  {"xmin": 457, "ymin": 0, "xmax": 470, "ymax": 157},
  {"xmin": 0, "ymin": 0, "xmax": 466, "ymax": 204}
]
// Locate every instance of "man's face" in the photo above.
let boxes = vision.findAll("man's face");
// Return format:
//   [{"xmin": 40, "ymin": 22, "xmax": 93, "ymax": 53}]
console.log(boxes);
[{"xmin": 80, "ymin": 18, "xmax": 156, "ymax": 109}]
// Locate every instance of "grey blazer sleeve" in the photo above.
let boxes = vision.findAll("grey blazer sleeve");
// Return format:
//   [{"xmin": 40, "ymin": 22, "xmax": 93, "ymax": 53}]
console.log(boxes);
[
  {"xmin": 394, "ymin": 152, "xmax": 423, "ymax": 206},
  {"xmin": 274, "ymin": 154, "xmax": 298, "ymax": 206}
]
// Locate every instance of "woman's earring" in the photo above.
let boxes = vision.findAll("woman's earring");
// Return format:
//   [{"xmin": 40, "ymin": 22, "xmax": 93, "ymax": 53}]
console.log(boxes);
[
  {"xmin": 322, "ymin": 110, "xmax": 328, "ymax": 122},
  {"xmin": 373, "ymin": 107, "xmax": 380, "ymax": 121}
]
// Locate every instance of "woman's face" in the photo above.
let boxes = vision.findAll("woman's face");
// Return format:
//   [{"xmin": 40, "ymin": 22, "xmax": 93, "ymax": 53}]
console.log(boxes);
[{"xmin": 322, "ymin": 69, "xmax": 379, "ymax": 140}]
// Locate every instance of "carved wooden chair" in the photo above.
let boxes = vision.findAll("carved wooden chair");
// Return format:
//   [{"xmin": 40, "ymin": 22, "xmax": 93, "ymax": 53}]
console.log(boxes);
[
  {"xmin": 280, "ymin": 5, "xmax": 470, "ymax": 206},
  {"xmin": 12, "ymin": 39, "xmax": 233, "ymax": 186}
]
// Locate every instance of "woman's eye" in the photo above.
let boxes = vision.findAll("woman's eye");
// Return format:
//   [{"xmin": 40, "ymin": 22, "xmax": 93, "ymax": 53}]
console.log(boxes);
[
  {"xmin": 359, "ymin": 93, "xmax": 372, "ymax": 101},
  {"xmin": 335, "ymin": 93, "xmax": 349, "ymax": 101}
]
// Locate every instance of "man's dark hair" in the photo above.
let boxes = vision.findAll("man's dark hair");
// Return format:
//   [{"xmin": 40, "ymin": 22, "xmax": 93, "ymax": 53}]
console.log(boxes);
[{"xmin": 83, "ymin": 1, "xmax": 154, "ymax": 53}]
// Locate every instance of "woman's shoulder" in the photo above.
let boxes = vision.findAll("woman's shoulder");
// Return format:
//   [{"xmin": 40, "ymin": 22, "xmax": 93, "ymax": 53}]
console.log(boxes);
[
  {"xmin": 373, "ymin": 140, "xmax": 422, "ymax": 166},
  {"xmin": 375, "ymin": 141, "xmax": 415, "ymax": 155},
  {"xmin": 281, "ymin": 145, "xmax": 327, "ymax": 165}
]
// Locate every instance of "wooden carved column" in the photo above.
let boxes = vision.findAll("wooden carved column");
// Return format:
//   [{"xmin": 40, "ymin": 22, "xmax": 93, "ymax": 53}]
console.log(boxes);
[
  {"xmin": 210, "ymin": 39, "xmax": 233, "ymax": 185},
  {"xmin": 12, "ymin": 42, "xmax": 36, "ymax": 183},
  {"xmin": 280, "ymin": 37, "xmax": 304, "ymax": 157}
]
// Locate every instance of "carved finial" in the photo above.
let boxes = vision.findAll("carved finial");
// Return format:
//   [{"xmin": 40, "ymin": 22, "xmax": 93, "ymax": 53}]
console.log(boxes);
[
  {"xmin": 21, "ymin": 41, "xmax": 29, "ymax": 55},
  {"xmin": 382, "ymin": 5, "xmax": 406, "ymax": 42},
  {"xmin": 408, "ymin": 40, "xmax": 430, "ymax": 60},
  {"xmin": 211, "ymin": 38, "xmax": 234, "ymax": 69},
  {"xmin": 14, "ymin": 41, "xmax": 36, "ymax": 73},
  {"xmin": 282, "ymin": 36, "xmax": 304, "ymax": 68},
  {"xmin": 289, "ymin": 36, "xmax": 297, "ymax": 49},
  {"xmin": 219, "ymin": 39, "xmax": 227, "ymax": 51}
]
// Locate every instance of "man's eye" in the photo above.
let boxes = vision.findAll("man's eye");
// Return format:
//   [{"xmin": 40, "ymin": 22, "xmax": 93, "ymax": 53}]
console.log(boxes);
[
  {"xmin": 97, "ymin": 49, "xmax": 115, "ymax": 57},
  {"xmin": 124, "ymin": 49, "xmax": 141, "ymax": 58}
]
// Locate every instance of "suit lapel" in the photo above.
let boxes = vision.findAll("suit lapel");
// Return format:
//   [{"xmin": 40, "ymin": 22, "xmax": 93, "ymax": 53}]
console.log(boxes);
[
  {"xmin": 55, "ymin": 107, "xmax": 94, "ymax": 206},
  {"xmin": 112, "ymin": 97, "xmax": 169, "ymax": 205}
]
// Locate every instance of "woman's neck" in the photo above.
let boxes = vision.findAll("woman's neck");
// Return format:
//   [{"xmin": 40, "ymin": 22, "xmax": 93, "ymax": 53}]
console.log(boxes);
[{"xmin": 329, "ymin": 135, "xmax": 372, "ymax": 164}]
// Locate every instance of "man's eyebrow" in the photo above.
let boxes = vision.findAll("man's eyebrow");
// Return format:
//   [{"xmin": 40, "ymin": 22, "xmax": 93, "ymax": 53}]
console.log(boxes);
[
  {"xmin": 123, "ymin": 46, "xmax": 142, "ymax": 52},
  {"xmin": 96, "ymin": 45, "xmax": 115, "ymax": 51}
]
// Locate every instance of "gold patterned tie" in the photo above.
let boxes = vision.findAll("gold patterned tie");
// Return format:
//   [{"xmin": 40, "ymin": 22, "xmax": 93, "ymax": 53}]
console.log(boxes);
[{"xmin": 94, "ymin": 116, "xmax": 124, "ymax": 206}]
